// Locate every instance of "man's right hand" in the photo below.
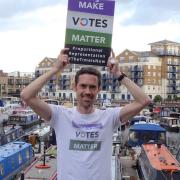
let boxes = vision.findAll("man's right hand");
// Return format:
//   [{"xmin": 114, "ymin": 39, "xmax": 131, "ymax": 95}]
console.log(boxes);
[{"xmin": 53, "ymin": 48, "xmax": 70, "ymax": 72}]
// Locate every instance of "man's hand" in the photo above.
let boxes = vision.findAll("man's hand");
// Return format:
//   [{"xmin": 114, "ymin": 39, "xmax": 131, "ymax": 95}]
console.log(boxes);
[
  {"xmin": 107, "ymin": 49, "xmax": 121, "ymax": 77},
  {"xmin": 53, "ymin": 48, "xmax": 70, "ymax": 72}
]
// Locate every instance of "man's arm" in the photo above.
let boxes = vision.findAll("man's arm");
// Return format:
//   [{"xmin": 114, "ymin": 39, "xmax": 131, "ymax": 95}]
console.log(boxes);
[
  {"xmin": 20, "ymin": 48, "xmax": 69, "ymax": 121},
  {"xmin": 119, "ymin": 76, "xmax": 151, "ymax": 123},
  {"xmin": 107, "ymin": 50, "xmax": 151, "ymax": 123}
]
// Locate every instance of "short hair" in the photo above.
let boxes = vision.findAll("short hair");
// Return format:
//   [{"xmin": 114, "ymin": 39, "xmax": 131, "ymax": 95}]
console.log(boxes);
[{"xmin": 75, "ymin": 67, "xmax": 101, "ymax": 87}]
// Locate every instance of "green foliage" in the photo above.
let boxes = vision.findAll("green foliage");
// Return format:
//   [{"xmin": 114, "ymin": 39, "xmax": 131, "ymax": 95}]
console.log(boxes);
[{"xmin": 153, "ymin": 95, "xmax": 162, "ymax": 102}]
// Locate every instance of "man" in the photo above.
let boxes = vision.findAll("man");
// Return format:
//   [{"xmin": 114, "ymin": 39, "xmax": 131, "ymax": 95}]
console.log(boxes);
[{"xmin": 21, "ymin": 48, "xmax": 151, "ymax": 180}]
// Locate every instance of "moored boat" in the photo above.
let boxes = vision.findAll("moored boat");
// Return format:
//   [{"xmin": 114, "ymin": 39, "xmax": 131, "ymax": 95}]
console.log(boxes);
[
  {"xmin": 8, "ymin": 108, "xmax": 41, "ymax": 129},
  {"xmin": 0, "ymin": 141, "xmax": 34, "ymax": 180},
  {"xmin": 0, "ymin": 124, "xmax": 24, "ymax": 146},
  {"xmin": 128, "ymin": 122, "xmax": 166, "ymax": 147},
  {"xmin": 159, "ymin": 116, "xmax": 180, "ymax": 132},
  {"xmin": 138, "ymin": 143, "xmax": 180, "ymax": 180}
]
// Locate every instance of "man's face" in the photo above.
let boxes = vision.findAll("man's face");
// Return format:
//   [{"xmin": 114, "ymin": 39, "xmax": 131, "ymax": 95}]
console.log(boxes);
[{"xmin": 74, "ymin": 74, "xmax": 100, "ymax": 108}]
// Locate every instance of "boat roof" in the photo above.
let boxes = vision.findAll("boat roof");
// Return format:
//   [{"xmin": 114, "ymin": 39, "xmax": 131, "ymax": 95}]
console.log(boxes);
[
  {"xmin": 130, "ymin": 123, "xmax": 166, "ymax": 132},
  {"xmin": 161, "ymin": 117, "xmax": 179, "ymax": 120},
  {"xmin": 0, "ymin": 141, "xmax": 31, "ymax": 159},
  {"xmin": 142, "ymin": 144, "xmax": 180, "ymax": 171}
]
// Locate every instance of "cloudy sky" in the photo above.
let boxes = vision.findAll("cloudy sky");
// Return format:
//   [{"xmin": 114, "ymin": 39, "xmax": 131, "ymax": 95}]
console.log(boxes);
[{"xmin": 0, "ymin": 0, "xmax": 180, "ymax": 73}]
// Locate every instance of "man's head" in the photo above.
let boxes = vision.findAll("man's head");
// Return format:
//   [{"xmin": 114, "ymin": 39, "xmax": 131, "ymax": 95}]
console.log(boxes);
[
  {"xmin": 75, "ymin": 67, "xmax": 101, "ymax": 87},
  {"xmin": 74, "ymin": 67, "xmax": 101, "ymax": 109}
]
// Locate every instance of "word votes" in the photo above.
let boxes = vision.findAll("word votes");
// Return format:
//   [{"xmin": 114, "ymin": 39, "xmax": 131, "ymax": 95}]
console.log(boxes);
[
  {"xmin": 72, "ymin": 17, "xmax": 107, "ymax": 28},
  {"xmin": 79, "ymin": 1, "xmax": 104, "ymax": 10},
  {"xmin": 76, "ymin": 131, "xmax": 99, "ymax": 139}
]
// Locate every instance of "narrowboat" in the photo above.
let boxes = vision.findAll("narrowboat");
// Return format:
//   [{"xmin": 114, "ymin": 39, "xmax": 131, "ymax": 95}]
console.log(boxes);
[
  {"xmin": 0, "ymin": 124, "xmax": 24, "ymax": 146},
  {"xmin": 128, "ymin": 122, "xmax": 166, "ymax": 147},
  {"xmin": 0, "ymin": 103, "xmax": 21, "ymax": 124},
  {"xmin": 22, "ymin": 145, "xmax": 57, "ymax": 180},
  {"xmin": 159, "ymin": 116, "xmax": 180, "ymax": 132},
  {"xmin": 0, "ymin": 141, "xmax": 34, "ymax": 180},
  {"xmin": 138, "ymin": 143, "xmax": 180, "ymax": 180},
  {"xmin": 8, "ymin": 108, "xmax": 41, "ymax": 129}
]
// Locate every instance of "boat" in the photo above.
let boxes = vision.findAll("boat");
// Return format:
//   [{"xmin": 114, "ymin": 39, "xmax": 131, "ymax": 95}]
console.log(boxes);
[
  {"xmin": 128, "ymin": 122, "xmax": 166, "ymax": 147},
  {"xmin": 0, "ymin": 103, "xmax": 21, "ymax": 124},
  {"xmin": 129, "ymin": 115, "xmax": 147, "ymax": 125},
  {"xmin": 44, "ymin": 98, "xmax": 60, "ymax": 105},
  {"xmin": 26, "ymin": 125, "xmax": 53, "ymax": 153},
  {"xmin": 138, "ymin": 143, "xmax": 180, "ymax": 180},
  {"xmin": 0, "ymin": 124, "xmax": 24, "ymax": 146},
  {"xmin": 0, "ymin": 141, "xmax": 34, "ymax": 180},
  {"xmin": 8, "ymin": 107, "xmax": 42, "ymax": 129},
  {"xmin": 115, "ymin": 122, "xmax": 166, "ymax": 178},
  {"xmin": 22, "ymin": 145, "xmax": 57, "ymax": 180},
  {"xmin": 159, "ymin": 116, "xmax": 180, "ymax": 132}
]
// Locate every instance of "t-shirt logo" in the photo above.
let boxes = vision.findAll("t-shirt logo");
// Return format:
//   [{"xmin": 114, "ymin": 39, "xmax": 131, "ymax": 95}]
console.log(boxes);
[
  {"xmin": 69, "ymin": 140, "xmax": 101, "ymax": 151},
  {"xmin": 69, "ymin": 121, "xmax": 103, "ymax": 151}
]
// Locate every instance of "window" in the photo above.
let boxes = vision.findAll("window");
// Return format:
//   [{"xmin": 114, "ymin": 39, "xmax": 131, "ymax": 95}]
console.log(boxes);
[
  {"xmin": 129, "ymin": 131, "xmax": 138, "ymax": 143},
  {"xmin": 120, "ymin": 57, "xmax": 125, "ymax": 63},
  {"xmin": 0, "ymin": 164, "xmax": 4, "ymax": 176},
  {"xmin": 18, "ymin": 154, "xmax": 22, "ymax": 164},
  {"xmin": 122, "ymin": 94, "xmax": 125, "ymax": 100},
  {"xmin": 98, "ymin": 94, "xmax": 101, "ymax": 99},
  {"xmin": 111, "ymin": 94, "xmax": 115, "ymax": 99},
  {"xmin": 26, "ymin": 149, "xmax": 30, "ymax": 158},
  {"xmin": 129, "ymin": 56, "xmax": 134, "ymax": 62}
]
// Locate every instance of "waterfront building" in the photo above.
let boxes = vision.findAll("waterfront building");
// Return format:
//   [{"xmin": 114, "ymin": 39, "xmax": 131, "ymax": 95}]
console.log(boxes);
[
  {"xmin": 117, "ymin": 40, "xmax": 180, "ymax": 100},
  {"xmin": 35, "ymin": 40, "xmax": 180, "ymax": 102},
  {"xmin": 0, "ymin": 70, "xmax": 8, "ymax": 96},
  {"xmin": 0, "ymin": 70, "xmax": 34, "ymax": 97}
]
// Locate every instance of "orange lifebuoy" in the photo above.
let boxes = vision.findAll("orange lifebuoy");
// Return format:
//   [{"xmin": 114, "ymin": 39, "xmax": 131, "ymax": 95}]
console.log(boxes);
[{"xmin": 35, "ymin": 164, "xmax": 51, "ymax": 169}]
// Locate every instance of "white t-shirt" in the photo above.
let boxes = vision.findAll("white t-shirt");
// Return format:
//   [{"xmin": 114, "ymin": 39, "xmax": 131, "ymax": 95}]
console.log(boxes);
[{"xmin": 49, "ymin": 105, "xmax": 121, "ymax": 180}]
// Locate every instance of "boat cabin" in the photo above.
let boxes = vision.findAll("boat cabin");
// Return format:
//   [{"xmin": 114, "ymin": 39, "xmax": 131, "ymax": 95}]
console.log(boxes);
[
  {"xmin": 8, "ymin": 110, "xmax": 40, "ymax": 128},
  {"xmin": 159, "ymin": 116, "xmax": 180, "ymax": 132},
  {"xmin": 128, "ymin": 122, "xmax": 166, "ymax": 147},
  {"xmin": 0, "ymin": 125, "xmax": 24, "ymax": 146}
]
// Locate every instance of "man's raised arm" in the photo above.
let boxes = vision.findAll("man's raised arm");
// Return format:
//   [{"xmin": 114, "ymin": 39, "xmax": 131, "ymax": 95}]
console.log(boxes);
[
  {"xmin": 107, "ymin": 49, "xmax": 151, "ymax": 123},
  {"xmin": 20, "ymin": 48, "xmax": 69, "ymax": 121}
]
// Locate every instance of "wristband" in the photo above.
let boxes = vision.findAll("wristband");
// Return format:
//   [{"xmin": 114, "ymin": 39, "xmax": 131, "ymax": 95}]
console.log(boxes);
[{"xmin": 117, "ymin": 72, "xmax": 127, "ymax": 82}]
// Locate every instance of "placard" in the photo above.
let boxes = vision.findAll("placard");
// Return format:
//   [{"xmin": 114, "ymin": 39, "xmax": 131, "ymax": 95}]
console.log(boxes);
[{"xmin": 65, "ymin": 0, "xmax": 115, "ymax": 66}]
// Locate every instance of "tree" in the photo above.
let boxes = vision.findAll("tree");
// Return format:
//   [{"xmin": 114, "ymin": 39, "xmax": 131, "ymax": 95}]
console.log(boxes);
[{"xmin": 153, "ymin": 95, "xmax": 162, "ymax": 103}]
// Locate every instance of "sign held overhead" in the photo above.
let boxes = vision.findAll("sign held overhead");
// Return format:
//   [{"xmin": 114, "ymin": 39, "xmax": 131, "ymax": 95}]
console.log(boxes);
[{"xmin": 65, "ymin": 0, "xmax": 115, "ymax": 66}]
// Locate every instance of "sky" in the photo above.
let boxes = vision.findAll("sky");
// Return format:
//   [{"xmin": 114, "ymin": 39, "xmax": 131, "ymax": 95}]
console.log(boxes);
[{"xmin": 0, "ymin": 0, "xmax": 180, "ymax": 73}]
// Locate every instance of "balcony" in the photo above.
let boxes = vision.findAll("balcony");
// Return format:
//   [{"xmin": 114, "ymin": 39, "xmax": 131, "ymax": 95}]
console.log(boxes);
[
  {"xmin": 155, "ymin": 50, "xmax": 180, "ymax": 57},
  {"xmin": 129, "ymin": 66, "xmax": 143, "ymax": 72}
]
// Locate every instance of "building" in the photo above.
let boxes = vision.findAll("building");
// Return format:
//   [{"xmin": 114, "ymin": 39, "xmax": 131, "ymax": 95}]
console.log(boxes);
[
  {"xmin": 116, "ymin": 40, "xmax": 180, "ymax": 100},
  {"xmin": 0, "ymin": 70, "xmax": 8, "ymax": 96},
  {"xmin": 35, "ymin": 40, "xmax": 180, "ymax": 102},
  {"xmin": 0, "ymin": 70, "xmax": 34, "ymax": 97}
]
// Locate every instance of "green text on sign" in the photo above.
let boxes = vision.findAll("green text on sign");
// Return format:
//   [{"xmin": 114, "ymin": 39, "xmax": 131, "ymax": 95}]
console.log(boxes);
[{"xmin": 65, "ymin": 29, "xmax": 112, "ymax": 48}]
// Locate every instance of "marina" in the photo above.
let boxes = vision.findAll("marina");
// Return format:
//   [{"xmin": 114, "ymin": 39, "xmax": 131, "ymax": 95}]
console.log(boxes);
[
  {"xmin": 0, "ymin": 97, "xmax": 180, "ymax": 179},
  {"xmin": 0, "ymin": 0, "xmax": 180, "ymax": 178}
]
